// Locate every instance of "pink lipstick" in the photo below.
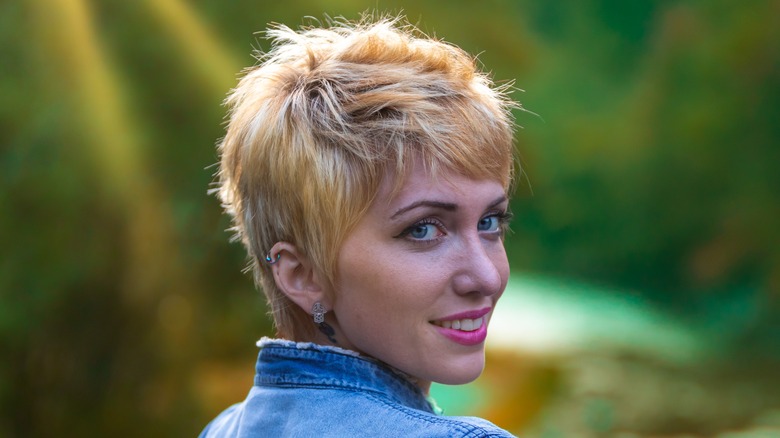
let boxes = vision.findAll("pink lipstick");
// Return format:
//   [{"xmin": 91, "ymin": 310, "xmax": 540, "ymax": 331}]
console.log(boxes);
[{"xmin": 430, "ymin": 307, "xmax": 491, "ymax": 346}]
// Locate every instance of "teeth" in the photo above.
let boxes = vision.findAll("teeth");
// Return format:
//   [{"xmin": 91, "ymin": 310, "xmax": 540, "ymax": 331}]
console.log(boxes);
[{"xmin": 433, "ymin": 317, "xmax": 483, "ymax": 332}]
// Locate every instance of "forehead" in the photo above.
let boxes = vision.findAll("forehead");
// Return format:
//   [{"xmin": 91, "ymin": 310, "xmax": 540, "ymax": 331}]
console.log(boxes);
[{"xmin": 373, "ymin": 159, "xmax": 505, "ymax": 212}]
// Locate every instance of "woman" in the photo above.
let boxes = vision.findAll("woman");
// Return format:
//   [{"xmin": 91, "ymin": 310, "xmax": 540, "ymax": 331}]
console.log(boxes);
[{"xmin": 201, "ymin": 16, "xmax": 519, "ymax": 437}]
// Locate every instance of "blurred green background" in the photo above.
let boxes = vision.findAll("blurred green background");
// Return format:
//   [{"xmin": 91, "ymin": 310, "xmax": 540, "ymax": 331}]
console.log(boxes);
[{"xmin": 2, "ymin": 0, "xmax": 779, "ymax": 436}]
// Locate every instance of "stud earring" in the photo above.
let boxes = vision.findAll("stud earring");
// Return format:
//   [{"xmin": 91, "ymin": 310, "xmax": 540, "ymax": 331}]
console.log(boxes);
[
  {"xmin": 265, "ymin": 252, "xmax": 280, "ymax": 264},
  {"xmin": 312, "ymin": 302, "xmax": 325, "ymax": 324}
]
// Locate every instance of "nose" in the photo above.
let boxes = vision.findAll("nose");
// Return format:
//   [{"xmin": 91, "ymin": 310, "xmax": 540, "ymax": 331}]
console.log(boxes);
[{"xmin": 451, "ymin": 236, "xmax": 507, "ymax": 297}]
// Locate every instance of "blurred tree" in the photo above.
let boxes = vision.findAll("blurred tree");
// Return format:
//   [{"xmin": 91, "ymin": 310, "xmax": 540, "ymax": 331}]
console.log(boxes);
[{"xmin": 2, "ymin": 0, "xmax": 778, "ymax": 436}]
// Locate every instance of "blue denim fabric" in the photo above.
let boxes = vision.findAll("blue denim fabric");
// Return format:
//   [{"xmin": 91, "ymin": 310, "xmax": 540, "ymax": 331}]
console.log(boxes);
[{"xmin": 199, "ymin": 339, "xmax": 515, "ymax": 437}]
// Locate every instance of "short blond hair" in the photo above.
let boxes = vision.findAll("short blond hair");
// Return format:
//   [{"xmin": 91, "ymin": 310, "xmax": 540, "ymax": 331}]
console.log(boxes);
[{"xmin": 217, "ymin": 16, "xmax": 518, "ymax": 340}]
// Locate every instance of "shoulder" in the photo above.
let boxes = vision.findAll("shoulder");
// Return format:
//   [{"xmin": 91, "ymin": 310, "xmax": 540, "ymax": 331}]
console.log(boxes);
[
  {"xmin": 199, "ymin": 387, "xmax": 516, "ymax": 437},
  {"xmin": 346, "ymin": 391, "xmax": 517, "ymax": 437},
  {"xmin": 198, "ymin": 403, "xmax": 242, "ymax": 438}
]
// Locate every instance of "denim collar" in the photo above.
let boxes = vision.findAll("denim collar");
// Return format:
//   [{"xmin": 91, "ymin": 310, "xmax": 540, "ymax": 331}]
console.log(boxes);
[{"xmin": 254, "ymin": 338, "xmax": 435, "ymax": 413}]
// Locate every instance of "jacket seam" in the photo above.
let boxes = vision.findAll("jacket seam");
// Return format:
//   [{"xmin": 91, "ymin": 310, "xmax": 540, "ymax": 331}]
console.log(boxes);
[{"xmin": 360, "ymin": 391, "xmax": 502, "ymax": 437}]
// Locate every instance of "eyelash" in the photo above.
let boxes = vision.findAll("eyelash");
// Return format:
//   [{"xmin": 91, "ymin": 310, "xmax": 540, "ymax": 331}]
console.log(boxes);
[
  {"xmin": 495, "ymin": 211, "xmax": 514, "ymax": 233},
  {"xmin": 477, "ymin": 210, "xmax": 513, "ymax": 238}
]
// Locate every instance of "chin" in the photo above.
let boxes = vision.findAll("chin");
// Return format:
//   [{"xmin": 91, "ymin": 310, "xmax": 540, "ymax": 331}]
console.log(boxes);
[
  {"xmin": 430, "ymin": 356, "xmax": 486, "ymax": 385},
  {"xmin": 435, "ymin": 369, "xmax": 484, "ymax": 386}
]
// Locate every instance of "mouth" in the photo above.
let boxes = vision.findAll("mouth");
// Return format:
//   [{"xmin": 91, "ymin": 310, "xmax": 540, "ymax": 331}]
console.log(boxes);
[{"xmin": 429, "ymin": 307, "xmax": 492, "ymax": 345}]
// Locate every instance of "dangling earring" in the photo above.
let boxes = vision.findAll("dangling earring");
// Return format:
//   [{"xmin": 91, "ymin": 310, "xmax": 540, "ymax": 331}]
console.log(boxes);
[
  {"xmin": 312, "ymin": 302, "xmax": 337, "ymax": 344},
  {"xmin": 312, "ymin": 302, "xmax": 325, "ymax": 324}
]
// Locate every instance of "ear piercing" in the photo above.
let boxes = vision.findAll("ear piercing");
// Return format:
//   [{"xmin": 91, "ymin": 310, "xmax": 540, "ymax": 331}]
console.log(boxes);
[
  {"xmin": 312, "ymin": 302, "xmax": 326, "ymax": 324},
  {"xmin": 312, "ymin": 301, "xmax": 337, "ymax": 344},
  {"xmin": 265, "ymin": 252, "xmax": 280, "ymax": 264}
]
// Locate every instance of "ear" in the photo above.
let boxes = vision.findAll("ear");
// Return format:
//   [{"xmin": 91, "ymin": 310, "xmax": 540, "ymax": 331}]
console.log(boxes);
[{"xmin": 268, "ymin": 242, "xmax": 329, "ymax": 315}]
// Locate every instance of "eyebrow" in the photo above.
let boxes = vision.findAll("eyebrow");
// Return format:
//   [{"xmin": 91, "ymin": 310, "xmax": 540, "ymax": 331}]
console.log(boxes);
[{"xmin": 390, "ymin": 195, "xmax": 507, "ymax": 220}]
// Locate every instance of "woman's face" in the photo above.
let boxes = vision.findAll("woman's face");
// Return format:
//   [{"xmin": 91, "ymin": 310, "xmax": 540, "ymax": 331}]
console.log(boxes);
[{"xmin": 331, "ymin": 160, "xmax": 510, "ymax": 390}]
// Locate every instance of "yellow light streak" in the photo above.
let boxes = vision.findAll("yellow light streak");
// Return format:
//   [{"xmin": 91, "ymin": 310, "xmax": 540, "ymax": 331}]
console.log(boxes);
[
  {"xmin": 31, "ymin": 0, "xmax": 142, "ymax": 196},
  {"xmin": 30, "ymin": 0, "xmax": 187, "ymax": 307},
  {"xmin": 144, "ymin": 0, "xmax": 243, "ymax": 96}
]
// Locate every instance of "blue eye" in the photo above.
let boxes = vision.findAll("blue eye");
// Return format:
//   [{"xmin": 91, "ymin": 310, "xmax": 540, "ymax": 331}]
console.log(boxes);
[
  {"xmin": 396, "ymin": 219, "xmax": 445, "ymax": 242},
  {"xmin": 408, "ymin": 223, "xmax": 438, "ymax": 240},
  {"xmin": 478, "ymin": 215, "xmax": 500, "ymax": 232}
]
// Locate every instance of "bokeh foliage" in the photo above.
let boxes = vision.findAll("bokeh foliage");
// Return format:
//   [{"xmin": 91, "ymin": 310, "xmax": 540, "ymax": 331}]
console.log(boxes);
[{"xmin": 1, "ymin": 0, "xmax": 778, "ymax": 436}]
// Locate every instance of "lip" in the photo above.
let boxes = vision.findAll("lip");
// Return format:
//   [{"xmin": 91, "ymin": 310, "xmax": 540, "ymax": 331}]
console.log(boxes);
[
  {"xmin": 433, "ymin": 306, "xmax": 492, "ymax": 322},
  {"xmin": 430, "ymin": 307, "xmax": 492, "ymax": 346}
]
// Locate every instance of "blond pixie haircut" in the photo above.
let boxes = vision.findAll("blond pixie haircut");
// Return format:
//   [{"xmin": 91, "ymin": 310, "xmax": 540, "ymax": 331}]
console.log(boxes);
[{"xmin": 217, "ymin": 16, "xmax": 518, "ymax": 340}]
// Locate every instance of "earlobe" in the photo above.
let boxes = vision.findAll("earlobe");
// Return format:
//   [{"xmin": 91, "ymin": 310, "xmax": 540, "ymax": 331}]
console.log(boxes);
[{"xmin": 268, "ymin": 242, "xmax": 328, "ymax": 313}]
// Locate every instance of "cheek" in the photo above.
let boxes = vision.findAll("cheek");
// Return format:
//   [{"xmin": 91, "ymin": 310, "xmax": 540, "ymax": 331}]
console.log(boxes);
[
  {"xmin": 336, "ymin": 244, "xmax": 396, "ymax": 309},
  {"xmin": 337, "ymin": 246, "xmax": 441, "ymax": 317}
]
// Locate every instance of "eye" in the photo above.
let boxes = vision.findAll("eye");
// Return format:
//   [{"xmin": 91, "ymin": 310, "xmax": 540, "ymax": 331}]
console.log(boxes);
[
  {"xmin": 396, "ymin": 219, "xmax": 445, "ymax": 242},
  {"xmin": 479, "ymin": 211, "xmax": 512, "ymax": 234},
  {"xmin": 409, "ymin": 224, "xmax": 437, "ymax": 239},
  {"xmin": 478, "ymin": 215, "xmax": 501, "ymax": 232}
]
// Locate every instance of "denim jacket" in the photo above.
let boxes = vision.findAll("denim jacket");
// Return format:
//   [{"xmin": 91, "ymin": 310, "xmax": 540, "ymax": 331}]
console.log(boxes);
[{"xmin": 199, "ymin": 338, "xmax": 515, "ymax": 437}]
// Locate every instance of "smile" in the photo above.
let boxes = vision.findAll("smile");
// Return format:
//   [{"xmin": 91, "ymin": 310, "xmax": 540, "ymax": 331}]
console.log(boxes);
[
  {"xmin": 429, "ymin": 307, "xmax": 492, "ymax": 346},
  {"xmin": 431, "ymin": 317, "xmax": 484, "ymax": 332}
]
